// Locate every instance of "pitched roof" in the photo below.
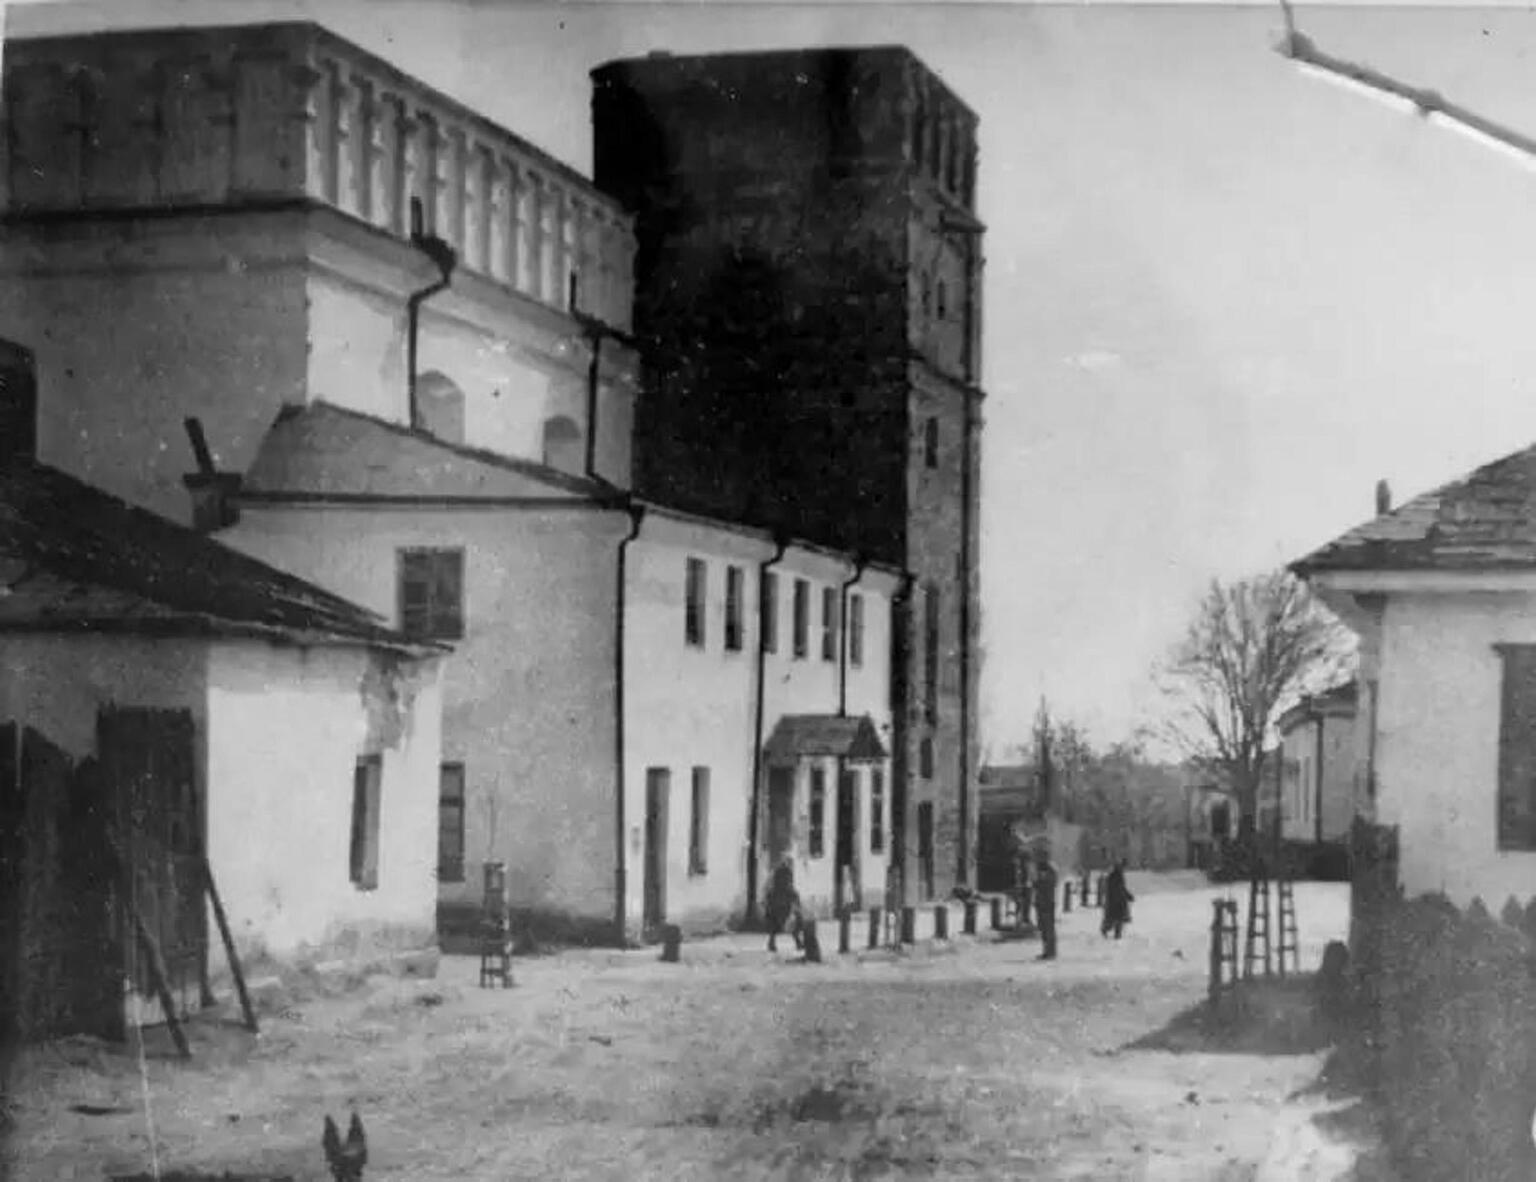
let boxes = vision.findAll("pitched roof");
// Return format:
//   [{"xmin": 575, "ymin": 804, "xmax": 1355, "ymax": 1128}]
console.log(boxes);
[
  {"xmin": 0, "ymin": 460, "xmax": 436, "ymax": 652},
  {"xmin": 240, "ymin": 401, "xmax": 618, "ymax": 503},
  {"xmin": 1293, "ymin": 444, "xmax": 1536, "ymax": 574},
  {"xmin": 763, "ymin": 714, "xmax": 887, "ymax": 763}
]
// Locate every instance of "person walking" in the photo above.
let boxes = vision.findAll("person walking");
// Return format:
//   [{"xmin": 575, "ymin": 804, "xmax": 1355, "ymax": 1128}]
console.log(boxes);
[
  {"xmin": 764, "ymin": 856, "xmax": 803, "ymax": 953},
  {"xmin": 1033, "ymin": 852, "xmax": 1058, "ymax": 961},
  {"xmin": 1101, "ymin": 859, "xmax": 1134, "ymax": 940},
  {"xmin": 1012, "ymin": 838, "xmax": 1032, "ymax": 930}
]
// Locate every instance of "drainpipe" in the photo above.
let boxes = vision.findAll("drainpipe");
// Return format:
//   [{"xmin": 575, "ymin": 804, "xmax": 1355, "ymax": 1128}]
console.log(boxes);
[
  {"xmin": 571, "ymin": 275, "xmax": 640, "ymax": 485},
  {"xmin": 745, "ymin": 532, "xmax": 791, "ymax": 928},
  {"xmin": 1314, "ymin": 709, "xmax": 1325, "ymax": 847},
  {"xmin": 405, "ymin": 197, "xmax": 457, "ymax": 430},
  {"xmin": 837, "ymin": 557, "xmax": 866, "ymax": 718},
  {"xmin": 613, "ymin": 500, "xmax": 646, "ymax": 945},
  {"xmin": 889, "ymin": 569, "xmax": 917, "ymax": 905},
  {"xmin": 958, "ymin": 382, "xmax": 976, "ymax": 889}
]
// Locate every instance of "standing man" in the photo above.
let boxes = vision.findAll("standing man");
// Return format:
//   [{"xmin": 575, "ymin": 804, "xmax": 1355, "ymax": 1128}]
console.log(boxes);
[
  {"xmin": 1101, "ymin": 859, "xmax": 1134, "ymax": 940},
  {"xmin": 1012, "ymin": 835, "xmax": 1032, "ymax": 930},
  {"xmin": 1033, "ymin": 851, "xmax": 1059, "ymax": 961}
]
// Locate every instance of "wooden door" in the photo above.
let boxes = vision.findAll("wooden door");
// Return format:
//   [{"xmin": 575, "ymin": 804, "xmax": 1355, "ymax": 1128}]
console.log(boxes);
[
  {"xmin": 643, "ymin": 768, "xmax": 670, "ymax": 941},
  {"xmin": 766, "ymin": 766, "xmax": 794, "ymax": 865},
  {"xmin": 99, "ymin": 707, "xmax": 205, "ymax": 1021},
  {"xmin": 835, "ymin": 767, "xmax": 858, "ymax": 912}
]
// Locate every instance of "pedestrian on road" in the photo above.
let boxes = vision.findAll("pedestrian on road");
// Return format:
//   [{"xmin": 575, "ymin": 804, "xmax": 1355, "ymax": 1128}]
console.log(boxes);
[
  {"xmin": 1033, "ymin": 853, "xmax": 1058, "ymax": 961},
  {"xmin": 764, "ymin": 856, "xmax": 803, "ymax": 953},
  {"xmin": 1012, "ymin": 839, "xmax": 1032, "ymax": 929},
  {"xmin": 1101, "ymin": 859, "xmax": 1134, "ymax": 940}
]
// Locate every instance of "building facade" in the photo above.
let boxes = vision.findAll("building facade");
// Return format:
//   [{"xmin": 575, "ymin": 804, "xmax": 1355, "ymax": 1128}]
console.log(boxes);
[
  {"xmin": 590, "ymin": 46, "xmax": 984, "ymax": 904},
  {"xmin": 1276, "ymin": 681, "xmax": 1357, "ymax": 855}
]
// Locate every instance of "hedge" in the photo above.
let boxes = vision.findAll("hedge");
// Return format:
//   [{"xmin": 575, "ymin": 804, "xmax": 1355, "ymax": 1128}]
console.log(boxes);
[{"xmin": 1360, "ymin": 892, "xmax": 1536, "ymax": 1181}]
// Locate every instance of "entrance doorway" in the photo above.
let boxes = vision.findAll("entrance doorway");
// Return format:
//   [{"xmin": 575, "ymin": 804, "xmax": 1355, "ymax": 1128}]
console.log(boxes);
[
  {"xmin": 835, "ymin": 767, "xmax": 858, "ymax": 912},
  {"xmin": 917, "ymin": 800, "xmax": 935, "ymax": 901},
  {"xmin": 765, "ymin": 766, "xmax": 795, "ymax": 868},
  {"xmin": 642, "ymin": 768, "xmax": 670, "ymax": 941}
]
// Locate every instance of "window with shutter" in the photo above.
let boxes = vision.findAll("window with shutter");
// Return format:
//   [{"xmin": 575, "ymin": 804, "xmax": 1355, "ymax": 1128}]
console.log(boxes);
[
  {"xmin": 398, "ymin": 548, "xmax": 464, "ymax": 639},
  {"xmin": 685, "ymin": 557, "xmax": 706, "ymax": 647},
  {"xmin": 725, "ymin": 566, "xmax": 744, "ymax": 652},
  {"xmin": 689, "ymin": 766, "xmax": 710, "ymax": 876},
  {"xmin": 821, "ymin": 586, "xmax": 838, "ymax": 662},
  {"xmin": 792, "ymin": 578, "xmax": 810, "ymax": 659},
  {"xmin": 761, "ymin": 571, "xmax": 779, "ymax": 654},
  {"xmin": 849, "ymin": 594, "xmax": 865, "ymax": 668},
  {"xmin": 437, "ymin": 762, "xmax": 465, "ymax": 883},
  {"xmin": 1496, "ymin": 645, "xmax": 1536, "ymax": 850},
  {"xmin": 809, "ymin": 766, "xmax": 827, "ymax": 858}
]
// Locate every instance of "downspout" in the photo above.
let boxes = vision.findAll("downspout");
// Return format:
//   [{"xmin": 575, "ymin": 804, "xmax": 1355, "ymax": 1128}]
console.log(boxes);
[
  {"xmin": 958, "ymin": 385, "xmax": 976, "ymax": 889},
  {"xmin": 837, "ymin": 557, "xmax": 866, "ymax": 718},
  {"xmin": 890, "ymin": 569, "xmax": 917, "ymax": 904},
  {"xmin": 613, "ymin": 499, "xmax": 646, "ymax": 945},
  {"xmin": 405, "ymin": 197, "xmax": 458, "ymax": 430},
  {"xmin": 1314, "ymin": 710, "xmax": 1325, "ymax": 847},
  {"xmin": 745, "ymin": 532, "xmax": 791, "ymax": 927}
]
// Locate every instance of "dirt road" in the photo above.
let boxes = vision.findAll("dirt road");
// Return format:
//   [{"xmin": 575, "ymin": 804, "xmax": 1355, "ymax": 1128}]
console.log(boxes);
[{"xmin": 5, "ymin": 878, "xmax": 1356, "ymax": 1181}]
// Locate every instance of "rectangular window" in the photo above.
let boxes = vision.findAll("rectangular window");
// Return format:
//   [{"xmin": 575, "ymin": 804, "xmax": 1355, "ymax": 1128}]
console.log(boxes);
[
  {"xmin": 821, "ymin": 586, "xmax": 839, "ymax": 662},
  {"xmin": 920, "ymin": 736, "xmax": 934, "ymax": 780},
  {"xmin": 689, "ymin": 766, "xmax": 710, "ymax": 876},
  {"xmin": 924, "ymin": 583, "xmax": 941, "ymax": 723},
  {"xmin": 793, "ymin": 578, "xmax": 810, "ymax": 659},
  {"xmin": 350, "ymin": 756, "xmax": 382, "ymax": 890},
  {"xmin": 809, "ymin": 766, "xmax": 826, "ymax": 858},
  {"xmin": 761, "ymin": 571, "xmax": 779, "ymax": 654},
  {"xmin": 849, "ymin": 593, "xmax": 865, "ymax": 668},
  {"xmin": 398, "ymin": 548, "xmax": 464, "ymax": 640},
  {"xmin": 0, "ymin": 339, "xmax": 37, "ymax": 463},
  {"xmin": 437, "ymin": 762, "xmax": 465, "ymax": 883},
  {"xmin": 870, "ymin": 767, "xmax": 885, "ymax": 853},
  {"xmin": 725, "ymin": 565, "xmax": 744, "ymax": 652},
  {"xmin": 924, "ymin": 417, "xmax": 939, "ymax": 469},
  {"xmin": 685, "ymin": 557, "xmax": 706, "ymax": 647}
]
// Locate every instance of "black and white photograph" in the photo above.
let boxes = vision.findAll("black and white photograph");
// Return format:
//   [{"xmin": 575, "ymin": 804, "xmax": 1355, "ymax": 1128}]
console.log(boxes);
[{"xmin": 2, "ymin": 0, "xmax": 1534, "ymax": 1177}]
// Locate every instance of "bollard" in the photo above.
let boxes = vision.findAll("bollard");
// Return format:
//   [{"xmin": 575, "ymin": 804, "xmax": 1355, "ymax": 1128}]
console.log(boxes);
[
  {"xmin": 990, "ymin": 896, "xmax": 1003, "ymax": 931},
  {"xmin": 802, "ymin": 919, "xmax": 822, "ymax": 963},
  {"xmin": 900, "ymin": 906, "xmax": 917, "ymax": 945},
  {"xmin": 659, "ymin": 924, "xmax": 682, "ymax": 963},
  {"xmin": 963, "ymin": 899, "xmax": 977, "ymax": 935},
  {"xmin": 1063, "ymin": 881, "xmax": 1074, "ymax": 913},
  {"xmin": 838, "ymin": 910, "xmax": 851, "ymax": 955},
  {"xmin": 868, "ymin": 907, "xmax": 881, "ymax": 950},
  {"xmin": 934, "ymin": 904, "xmax": 949, "ymax": 940},
  {"xmin": 1095, "ymin": 875, "xmax": 1106, "ymax": 908},
  {"xmin": 1081, "ymin": 871, "xmax": 1092, "ymax": 906}
]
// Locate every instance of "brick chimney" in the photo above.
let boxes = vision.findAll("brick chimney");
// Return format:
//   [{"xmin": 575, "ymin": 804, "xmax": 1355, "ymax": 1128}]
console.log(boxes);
[
  {"xmin": 1375, "ymin": 479, "xmax": 1391, "ymax": 516},
  {"xmin": 181, "ymin": 417, "xmax": 241, "ymax": 532}
]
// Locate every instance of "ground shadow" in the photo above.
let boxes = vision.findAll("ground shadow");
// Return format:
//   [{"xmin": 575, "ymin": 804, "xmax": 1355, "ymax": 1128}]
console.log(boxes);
[{"xmin": 1119, "ymin": 975, "xmax": 1335, "ymax": 1056}]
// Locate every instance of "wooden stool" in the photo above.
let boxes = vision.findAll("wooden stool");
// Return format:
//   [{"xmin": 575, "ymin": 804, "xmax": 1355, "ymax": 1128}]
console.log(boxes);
[{"xmin": 479, "ymin": 862, "xmax": 514, "ymax": 989}]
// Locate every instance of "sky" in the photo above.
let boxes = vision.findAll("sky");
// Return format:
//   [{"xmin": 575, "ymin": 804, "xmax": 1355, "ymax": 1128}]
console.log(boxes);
[{"xmin": 10, "ymin": 0, "xmax": 1536, "ymax": 758}]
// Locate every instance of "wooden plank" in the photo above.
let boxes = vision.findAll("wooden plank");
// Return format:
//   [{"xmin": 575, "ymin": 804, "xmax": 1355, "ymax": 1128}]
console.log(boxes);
[
  {"xmin": 100, "ymin": 834, "xmax": 190, "ymax": 1059},
  {"xmin": 202, "ymin": 857, "xmax": 258, "ymax": 1034}
]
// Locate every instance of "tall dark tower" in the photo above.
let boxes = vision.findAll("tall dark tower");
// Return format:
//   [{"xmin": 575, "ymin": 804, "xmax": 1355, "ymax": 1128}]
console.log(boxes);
[{"xmin": 591, "ymin": 45, "xmax": 984, "ymax": 901}]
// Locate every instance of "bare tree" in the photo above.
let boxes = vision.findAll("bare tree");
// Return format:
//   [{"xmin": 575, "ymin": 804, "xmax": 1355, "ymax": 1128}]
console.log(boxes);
[{"xmin": 1159, "ymin": 569, "xmax": 1353, "ymax": 837}]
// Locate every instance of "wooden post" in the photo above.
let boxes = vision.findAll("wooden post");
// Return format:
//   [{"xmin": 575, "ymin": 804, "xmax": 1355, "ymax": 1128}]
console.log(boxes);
[
  {"xmin": 126, "ymin": 901, "xmax": 190, "ymax": 1059},
  {"xmin": 838, "ymin": 910, "xmax": 851, "ymax": 954},
  {"xmin": 900, "ymin": 906, "xmax": 916, "ymax": 945},
  {"xmin": 963, "ymin": 899, "xmax": 977, "ymax": 935},
  {"xmin": 934, "ymin": 904, "xmax": 949, "ymax": 940},
  {"xmin": 202, "ymin": 857, "xmax": 257, "ymax": 1033},
  {"xmin": 867, "ymin": 907, "xmax": 881, "ymax": 950}
]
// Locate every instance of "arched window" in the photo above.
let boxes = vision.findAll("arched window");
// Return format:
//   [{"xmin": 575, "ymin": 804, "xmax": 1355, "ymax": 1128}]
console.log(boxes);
[
  {"xmin": 0, "ymin": 338, "xmax": 37, "ymax": 462},
  {"xmin": 414, "ymin": 370, "xmax": 466, "ymax": 444},
  {"xmin": 542, "ymin": 414, "xmax": 582, "ymax": 473}
]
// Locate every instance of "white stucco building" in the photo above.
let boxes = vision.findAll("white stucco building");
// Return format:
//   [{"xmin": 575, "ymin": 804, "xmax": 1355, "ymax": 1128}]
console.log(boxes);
[
  {"xmin": 0, "ymin": 21, "xmax": 905, "ymax": 946},
  {"xmin": 1294, "ymin": 452, "xmax": 1536, "ymax": 909},
  {"xmin": 1275, "ymin": 680, "xmax": 1357, "ymax": 851},
  {"xmin": 0, "ymin": 459, "xmax": 444, "ymax": 1041}
]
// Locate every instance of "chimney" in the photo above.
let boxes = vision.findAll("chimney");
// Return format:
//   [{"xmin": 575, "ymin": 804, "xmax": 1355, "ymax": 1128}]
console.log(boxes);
[
  {"xmin": 1375, "ymin": 479, "xmax": 1392, "ymax": 516},
  {"xmin": 181, "ymin": 417, "xmax": 242, "ymax": 533}
]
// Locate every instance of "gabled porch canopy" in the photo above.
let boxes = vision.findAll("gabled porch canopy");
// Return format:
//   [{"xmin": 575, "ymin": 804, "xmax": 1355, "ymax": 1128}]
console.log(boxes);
[{"xmin": 764, "ymin": 714, "xmax": 887, "ymax": 766}]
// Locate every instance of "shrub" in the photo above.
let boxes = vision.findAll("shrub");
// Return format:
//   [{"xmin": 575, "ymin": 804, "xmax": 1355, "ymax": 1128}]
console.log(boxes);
[{"xmin": 1364, "ymin": 893, "xmax": 1536, "ymax": 1181}]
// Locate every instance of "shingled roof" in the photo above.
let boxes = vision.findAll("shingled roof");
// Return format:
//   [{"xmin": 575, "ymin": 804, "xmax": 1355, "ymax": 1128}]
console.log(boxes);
[
  {"xmin": 764, "ymin": 714, "xmax": 887, "ymax": 763},
  {"xmin": 1292, "ymin": 444, "xmax": 1536, "ymax": 575},
  {"xmin": 0, "ymin": 460, "xmax": 438, "ymax": 652}
]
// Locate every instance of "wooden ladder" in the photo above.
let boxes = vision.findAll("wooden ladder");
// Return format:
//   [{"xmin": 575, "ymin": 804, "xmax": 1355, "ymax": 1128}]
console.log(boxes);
[
  {"xmin": 1276, "ymin": 877, "xmax": 1300, "ymax": 978},
  {"xmin": 1208, "ymin": 898, "xmax": 1241, "ymax": 1004},
  {"xmin": 1243, "ymin": 874, "xmax": 1274, "ymax": 980}
]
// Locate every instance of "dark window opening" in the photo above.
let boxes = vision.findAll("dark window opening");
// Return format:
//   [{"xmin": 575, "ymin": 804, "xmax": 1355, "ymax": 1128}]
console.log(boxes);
[
  {"xmin": 350, "ymin": 756, "xmax": 383, "ymax": 890},
  {"xmin": 541, "ymin": 414, "xmax": 583, "ymax": 473},
  {"xmin": 689, "ymin": 766, "xmax": 710, "ymax": 875},
  {"xmin": 920, "ymin": 737, "xmax": 934, "ymax": 780},
  {"xmin": 685, "ymin": 557, "xmax": 707, "ymax": 647},
  {"xmin": 725, "ymin": 565, "xmax": 744, "ymax": 652},
  {"xmin": 793, "ymin": 578, "xmax": 810, "ymax": 659},
  {"xmin": 0, "ymin": 339, "xmax": 37, "ymax": 463},
  {"xmin": 437, "ymin": 762, "xmax": 465, "ymax": 883},
  {"xmin": 809, "ymin": 766, "xmax": 827, "ymax": 858},
  {"xmin": 849, "ymin": 594, "xmax": 865, "ymax": 668},
  {"xmin": 399, "ymin": 548, "xmax": 465, "ymax": 640},
  {"xmin": 821, "ymin": 585, "xmax": 838, "ymax": 662},
  {"xmin": 761, "ymin": 571, "xmax": 780, "ymax": 654},
  {"xmin": 870, "ymin": 767, "xmax": 885, "ymax": 853},
  {"xmin": 923, "ymin": 417, "xmax": 939, "ymax": 469}
]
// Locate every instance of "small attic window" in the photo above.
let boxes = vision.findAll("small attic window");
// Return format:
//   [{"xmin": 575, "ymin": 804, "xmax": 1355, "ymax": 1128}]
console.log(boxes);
[
  {"xmin": 542, "ymin": 415, "xmax": 582, "ymax": 473},
  {"xmin": 415, "ymin": 370, "xmax": 466, "ymax": 445},
  {"xmin": 0, "ymin": 338, "xmax": 38, "ymax": 463}
]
